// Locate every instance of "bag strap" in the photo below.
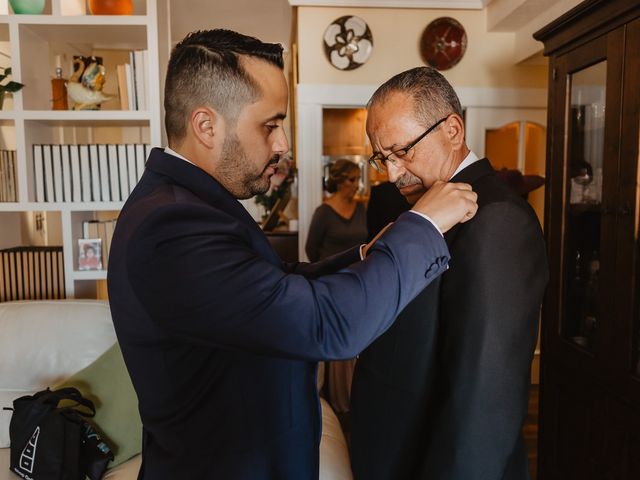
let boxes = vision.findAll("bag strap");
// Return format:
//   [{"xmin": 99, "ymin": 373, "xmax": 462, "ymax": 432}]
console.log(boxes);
[{"xmin": 44, "ymin": 387, "xmax": 96, "ymax": 417}]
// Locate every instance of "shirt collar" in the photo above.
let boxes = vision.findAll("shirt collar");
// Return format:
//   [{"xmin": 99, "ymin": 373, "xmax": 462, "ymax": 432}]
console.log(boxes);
[
  {"xmin": 164, "ymin": 146, "xmax": 196, "ymax": 166},
  {"xmin": 450, "ymin": 150, "xmax": 480, "ymax": 179}
]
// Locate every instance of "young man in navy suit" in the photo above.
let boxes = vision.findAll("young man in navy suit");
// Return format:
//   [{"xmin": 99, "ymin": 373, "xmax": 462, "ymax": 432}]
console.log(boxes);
[
  {"xmin": 350, "ymin": 67, "xmax": 548, "ymax": 480},
  {"xmin": 107, "ymin": 31, "xmax": 477, "ymax": 479}
]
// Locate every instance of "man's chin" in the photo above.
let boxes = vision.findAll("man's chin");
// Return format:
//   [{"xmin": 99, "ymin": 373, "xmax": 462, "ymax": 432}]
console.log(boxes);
[
  {"xmin": 398, "ymin": 184, "xmax": 425, "ymax": 205},
  {"xmin": 248, "ymin": 177, "xmax": 272, "ymax": 198}
]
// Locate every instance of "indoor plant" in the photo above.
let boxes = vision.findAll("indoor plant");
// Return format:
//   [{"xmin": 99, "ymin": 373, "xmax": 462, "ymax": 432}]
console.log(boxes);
[{"xmin": 0, "ymin": 67, "xmax": 24, "ymax": 109}]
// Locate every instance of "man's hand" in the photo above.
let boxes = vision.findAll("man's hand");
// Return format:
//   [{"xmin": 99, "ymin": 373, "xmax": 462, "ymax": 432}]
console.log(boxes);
[{"xmin": 413, "ymin": 181, "xmax": 478, "ymax": 233}]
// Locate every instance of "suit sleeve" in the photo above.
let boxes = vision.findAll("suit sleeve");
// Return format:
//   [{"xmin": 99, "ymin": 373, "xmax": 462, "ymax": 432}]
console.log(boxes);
[
  {"xmin": 127, "ymin": 206, "xmax": 450, "ymax": 361},
  {"xmin": 421, "ymin": 202, "xmax": 548, "ymax": 479},
  {"xmin": 305, "ymin": 206, "xmax": 327, "ymax": 261},
  {"xmin": 284, "ymin": 245, "xmax": 361, "ymax": 279}
]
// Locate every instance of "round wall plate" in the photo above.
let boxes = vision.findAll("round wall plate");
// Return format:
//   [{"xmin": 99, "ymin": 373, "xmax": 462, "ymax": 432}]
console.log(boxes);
[
  {"xmin": 420, "ymin": 17, "xmax": 467, "ymax": 71},
  {"xmin": 323, "ymin": 15, "xmax": 373, "ymax": 71}
]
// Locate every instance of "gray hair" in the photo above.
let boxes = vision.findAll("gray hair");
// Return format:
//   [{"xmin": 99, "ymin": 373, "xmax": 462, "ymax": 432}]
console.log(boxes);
[{"xmin": 368, "ymin": 66, "xmax": 463, "ymax": 125}]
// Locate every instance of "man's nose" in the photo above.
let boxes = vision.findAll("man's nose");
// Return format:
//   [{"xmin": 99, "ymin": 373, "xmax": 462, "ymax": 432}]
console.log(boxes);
[
  {"xmin": 273, "ymin": 129, "xmax": 289, "ymax": 156},
  {"xmin": 386, "ymin": 161, "xmax": 405, "ymax": 184}
]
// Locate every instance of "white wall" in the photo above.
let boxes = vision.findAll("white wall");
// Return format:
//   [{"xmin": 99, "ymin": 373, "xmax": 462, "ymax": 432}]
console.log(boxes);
[{"xmin": 297, "ymin": 6, "xmax": 548, "ymax": 88}]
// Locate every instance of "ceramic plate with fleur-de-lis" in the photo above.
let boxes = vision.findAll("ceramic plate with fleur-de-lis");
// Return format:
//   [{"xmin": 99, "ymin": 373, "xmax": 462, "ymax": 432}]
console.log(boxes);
[{"xmin": 323, "ymin": 16, "xmax": 373, "ymax": 71}]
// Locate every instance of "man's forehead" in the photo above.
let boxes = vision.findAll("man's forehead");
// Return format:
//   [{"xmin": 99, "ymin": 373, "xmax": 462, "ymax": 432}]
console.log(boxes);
[{"xmin": 368, "ymin": 103, "xmax": 418, "ymax": 136}]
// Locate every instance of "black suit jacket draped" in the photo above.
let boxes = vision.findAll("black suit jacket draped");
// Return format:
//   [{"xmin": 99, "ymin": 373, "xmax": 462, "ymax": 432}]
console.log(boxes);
[
  {"xmin": 107, "ymin": 148, "xmax": 450, "ymax": 480},
  {"xmin": 351, "ymin": 159, "xmax": 549, "ymax": 480}
]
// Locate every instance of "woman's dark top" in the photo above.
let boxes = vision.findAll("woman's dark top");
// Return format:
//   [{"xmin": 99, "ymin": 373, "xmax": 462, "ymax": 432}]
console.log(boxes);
[{"xmin": 305, "ymin": 202, "xmax": 367, "ymax": 261}]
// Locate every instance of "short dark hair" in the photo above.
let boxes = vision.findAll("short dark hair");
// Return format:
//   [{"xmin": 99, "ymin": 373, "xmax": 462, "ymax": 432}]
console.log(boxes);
[
  {"xmin": 368, "ymin": 66, "xmax": 463, "ymax": 126},
  {"xmin": 164, "ymin": 29, "xmax": 284, "ymax": 144},
  {"xmin": 325, "ymin": 159, "xmax": 360, "ymax": 193}
]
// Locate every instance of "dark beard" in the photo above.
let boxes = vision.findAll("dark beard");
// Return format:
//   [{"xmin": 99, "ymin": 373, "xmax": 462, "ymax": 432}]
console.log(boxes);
[{"xmin": 217, "ymin": 132, "xmax": 276, "ymax": 199}]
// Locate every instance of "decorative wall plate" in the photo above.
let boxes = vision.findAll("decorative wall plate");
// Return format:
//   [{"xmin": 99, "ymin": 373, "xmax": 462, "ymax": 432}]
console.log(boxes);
[
  {"xmin": 323, "ymin": 16, "xmax": 373, "ymax": 71},
  {"xmin": 420, "ymin": 17, "xmax": 467, "ymax": 71}
]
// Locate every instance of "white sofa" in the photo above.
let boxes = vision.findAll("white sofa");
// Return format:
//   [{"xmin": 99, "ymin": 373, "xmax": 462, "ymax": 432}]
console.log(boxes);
[{"xmin": 0, "ymin": 300, "xmax": 352, "ymax": 480}]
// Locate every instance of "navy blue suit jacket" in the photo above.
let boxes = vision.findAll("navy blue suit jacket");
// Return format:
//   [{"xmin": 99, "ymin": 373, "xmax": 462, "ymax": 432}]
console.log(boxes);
[{"xmin": 107, "ymin": 148, "xmax": 450, "ymax": 479}]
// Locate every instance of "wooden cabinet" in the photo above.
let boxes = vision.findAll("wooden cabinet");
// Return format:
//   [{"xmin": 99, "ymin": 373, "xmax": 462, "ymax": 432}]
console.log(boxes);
[{"xmin": 534, "ymin": 0, "xmax": 640, "ymax": 478}]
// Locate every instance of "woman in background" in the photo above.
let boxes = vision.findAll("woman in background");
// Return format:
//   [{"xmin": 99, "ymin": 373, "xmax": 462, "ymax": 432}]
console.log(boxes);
[
  {"xmin": 305, "ymin": 159, "xmax": 368, "ymax": 421},
  {"xmin": 306, "ymin": 159, "xmax": 367, "ymax": 261}
]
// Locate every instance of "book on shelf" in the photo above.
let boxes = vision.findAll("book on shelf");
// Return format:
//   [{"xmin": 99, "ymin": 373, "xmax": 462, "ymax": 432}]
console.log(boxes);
[
  {"xmin": 88, "ymin": 144, "xmax": 100, "ymax": 202},
  {"xmin": 78, "ymin": 145, "xmax": 91, "ymax": 202},
  {"xmin": 117, "ymin": 144, "xmax": 129, "ymax": 202},
  {"xmin": 61, "ymin": 145, "xmax": 73, "ymax": 202},
  {"xmin": 32, "ymin": 143, "xmax": 149, "ymax": 203},
  {"xmin": 51, "ymin": 144, "xmax": 64, "ymax": 202},
  {"xmin": 33, "ymin": 146, "xmax": 45, "ymax": 202},
  {"xmin": 0, "ymin": 150, "xmax": 17, "ymax": 202},
  {"xmin": 126, "ymin": 144, "xmax": 138, "ymax": 190},
  {"xmin": 116, "ymin": 64, "xmax": 130, "ymax": 111},
  {"xmin": 105, "ymin": 144, "xmax": 117, "ymax": 202},
  {"xmin": 97, "ymin": 144, "xmax": 110, "ymax": 202},
  {"xmin": 69, "ymin": 145, "xmax": 82, "ymax": 202},
  {"xmin": 42, "ymin": 145, "xmax": 54, "ymax": 202},
  {"xmin": 116, "ymin": 49, "xmax": 148, "ymax": 111}
]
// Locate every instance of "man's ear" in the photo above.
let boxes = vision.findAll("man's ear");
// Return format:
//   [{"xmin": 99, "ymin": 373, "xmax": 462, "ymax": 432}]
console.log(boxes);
[
  {"xmin": 445, "ymin": 114, "xmax": 466, "ymax": 150},
  {"xmin": 190, "ymin": 107, "xmax": 218, "ymax": 149}
]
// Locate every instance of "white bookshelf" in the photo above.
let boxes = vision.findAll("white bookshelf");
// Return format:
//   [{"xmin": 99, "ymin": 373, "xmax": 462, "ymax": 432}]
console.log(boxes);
[{"xmin": 0, "ymin": 0, "xmax": 170, "ymax": 298}]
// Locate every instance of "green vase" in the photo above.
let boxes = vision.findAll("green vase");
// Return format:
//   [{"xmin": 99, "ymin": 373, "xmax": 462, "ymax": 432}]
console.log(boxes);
[{"xmin": 9, "ymin": 0, "xmax": 45, "ymax": 14}]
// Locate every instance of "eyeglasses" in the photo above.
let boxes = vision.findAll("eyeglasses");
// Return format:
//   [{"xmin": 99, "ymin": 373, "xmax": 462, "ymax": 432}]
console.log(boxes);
[{"xmin": 368, "ymin": 115, "xmax": 450, "ymax": 172}]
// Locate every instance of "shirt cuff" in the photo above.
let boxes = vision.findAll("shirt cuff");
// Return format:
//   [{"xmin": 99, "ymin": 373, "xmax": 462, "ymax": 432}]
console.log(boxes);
[{"xmin": 409, "ymin": 210, "xmax": 443, "ymax": 237}]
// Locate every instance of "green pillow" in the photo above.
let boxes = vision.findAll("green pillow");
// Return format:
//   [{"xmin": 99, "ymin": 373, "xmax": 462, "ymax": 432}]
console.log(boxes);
[{"xmin": 55, "ymin": 343, "xmax": 142, "ymax": 468}]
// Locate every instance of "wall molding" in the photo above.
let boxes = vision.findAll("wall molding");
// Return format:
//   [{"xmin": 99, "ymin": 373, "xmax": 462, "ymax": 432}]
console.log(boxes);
[{"xmin": 297, "ymin": 83, "xmax": 547, "ymax": 108}]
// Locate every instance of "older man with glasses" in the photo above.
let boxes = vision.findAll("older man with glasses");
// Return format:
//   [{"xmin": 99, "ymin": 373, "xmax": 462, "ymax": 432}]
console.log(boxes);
[{"xmin": 350, "ymin": 66, "xmax": 549, "ymax": 480}]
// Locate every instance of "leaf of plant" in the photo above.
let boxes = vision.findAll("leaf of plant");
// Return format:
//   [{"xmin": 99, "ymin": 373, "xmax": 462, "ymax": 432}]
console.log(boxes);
[{"xmin": 4, "ymin": 81, "xmax": 24, "ymax": 93}]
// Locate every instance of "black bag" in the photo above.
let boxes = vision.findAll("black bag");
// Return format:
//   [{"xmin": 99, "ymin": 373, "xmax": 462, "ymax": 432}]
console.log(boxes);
[{"xmin": 4, "ymin": 387, "xmax": 114, "ymax": 480}]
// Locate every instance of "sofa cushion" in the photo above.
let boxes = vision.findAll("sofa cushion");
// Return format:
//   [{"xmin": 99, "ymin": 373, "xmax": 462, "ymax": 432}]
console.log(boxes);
[
  {"xmin": 102, "ymin": 454, "xmax": 141, "ymax": 479},
  {"xmin": 320, "ymin": 398, "xmax": 353, "ymax": 480},
  {"xmin": 0, "ymin": 300, "xmax": 116, "ymax": 449},
  {"xmin": 56, "ymin": 343, "xmax": 142, "ymax": 468},
  {"xmin": 0, "ymin": 300, "xmax": 116, "ymax": 391}
]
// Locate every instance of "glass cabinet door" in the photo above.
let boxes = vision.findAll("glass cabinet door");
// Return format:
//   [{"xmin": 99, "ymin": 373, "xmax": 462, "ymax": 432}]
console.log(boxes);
[{"xmin": 562, "ymin": 61, "xmax": 607, "ymax": 351}]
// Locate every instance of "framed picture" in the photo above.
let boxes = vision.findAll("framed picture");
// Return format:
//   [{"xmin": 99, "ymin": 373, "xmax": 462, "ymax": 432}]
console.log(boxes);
[{"xmin": 78, "ymin": 238, "xmax": 102, "ymax": 271}]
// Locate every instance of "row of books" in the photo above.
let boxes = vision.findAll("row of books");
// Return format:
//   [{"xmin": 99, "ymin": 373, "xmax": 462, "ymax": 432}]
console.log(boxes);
[
  {"xmin": 80, "ymin": 218, "xmax": 117, "ymax": 270},
  {"xmin": 116, "ymin": 50, "xmax": 148, "ymax": 111},
  {"xmin": 0, "ymin": 150, "xmax": 17, "ymax": 202},
  {"xmin": 0, "ymin": 246, "xmax": 66, "ymax": 302},
  {"xmin": 32, "ymin": 143, "xmax": 151, "ymax": 203}
]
